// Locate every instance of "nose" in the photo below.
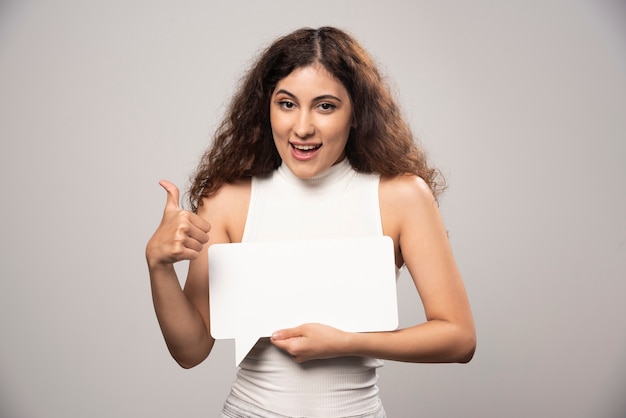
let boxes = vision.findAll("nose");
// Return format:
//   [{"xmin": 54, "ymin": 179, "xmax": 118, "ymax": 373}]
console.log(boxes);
[{"xmin": 294, "ymin": 110, "xmax": 315, "ymax": 138}]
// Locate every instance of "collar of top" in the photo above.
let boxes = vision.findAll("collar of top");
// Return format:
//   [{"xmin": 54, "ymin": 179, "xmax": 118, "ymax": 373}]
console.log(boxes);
[{"xmin": 277, "ymin": 158, "xmax": 353, "ymax": 191}]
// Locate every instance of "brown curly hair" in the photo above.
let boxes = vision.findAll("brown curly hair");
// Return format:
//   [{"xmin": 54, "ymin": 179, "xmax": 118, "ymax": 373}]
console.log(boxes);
[{"xmin": 188, "ymin": 26, "xmax": 445, "ymax": 212}]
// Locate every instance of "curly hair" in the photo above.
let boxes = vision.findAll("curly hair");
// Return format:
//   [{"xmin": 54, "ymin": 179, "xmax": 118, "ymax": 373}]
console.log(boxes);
[{"xmin": 188, "ymin": 26, "xmax": 445, "ymax": 212}]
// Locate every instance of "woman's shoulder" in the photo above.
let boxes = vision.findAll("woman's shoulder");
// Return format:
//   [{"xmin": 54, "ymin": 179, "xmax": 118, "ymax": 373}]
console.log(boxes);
[
  {"xmin": 196, "ymin": 179, "xmax": 251, "ymax": 242},
  {"xmin": 379, "ymin": 174, "xmax": 444, "ymax": 257},
  {"xmin": 379, "ymin": 174, "xmax": 436, "ymax": 207},
  {"xmin": 202, "ymin": 178, "xmax": 251, "ymax": 206}
]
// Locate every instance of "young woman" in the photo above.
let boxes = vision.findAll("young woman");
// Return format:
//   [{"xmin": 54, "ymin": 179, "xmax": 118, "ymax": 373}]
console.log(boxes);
[{"xmin": 146, "ymin": 26, "xmax": 475, "ymax": 418}]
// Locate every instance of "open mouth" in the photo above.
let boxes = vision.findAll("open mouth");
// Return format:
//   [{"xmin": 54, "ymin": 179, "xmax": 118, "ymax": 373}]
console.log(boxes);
[{"xmin": 290, "ymin": 143, "xmax": 322, "ymax": 153}]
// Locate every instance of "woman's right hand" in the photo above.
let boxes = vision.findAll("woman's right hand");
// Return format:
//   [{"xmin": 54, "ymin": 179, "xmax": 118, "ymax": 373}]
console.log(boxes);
[{"xmin": 146, "ymin": 180, "xmax": 212, "ymax": 269}]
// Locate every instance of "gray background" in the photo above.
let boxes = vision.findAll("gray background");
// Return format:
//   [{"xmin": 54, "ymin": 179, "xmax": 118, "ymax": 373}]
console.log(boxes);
[{"xmin": 1, "ymin": 1, "xmax": 625, "ymax": 417}]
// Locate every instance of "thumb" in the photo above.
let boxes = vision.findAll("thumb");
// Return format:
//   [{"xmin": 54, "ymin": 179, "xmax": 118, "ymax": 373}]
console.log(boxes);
[{"xmin": 159, "ymin": 179, "xmax": 180, "ymax": 212}]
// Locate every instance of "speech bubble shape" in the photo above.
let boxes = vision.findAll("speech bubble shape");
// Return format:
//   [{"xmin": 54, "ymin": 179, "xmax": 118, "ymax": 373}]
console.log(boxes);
[{"xmin": 208, "ymin": 236, "xmax": 398, "ymax": 366}]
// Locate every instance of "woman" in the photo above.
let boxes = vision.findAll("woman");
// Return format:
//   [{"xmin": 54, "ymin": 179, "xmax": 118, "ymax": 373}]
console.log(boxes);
[{"xmin": 146, "ymin": 26, "xmax": 475, "ymax": 418}]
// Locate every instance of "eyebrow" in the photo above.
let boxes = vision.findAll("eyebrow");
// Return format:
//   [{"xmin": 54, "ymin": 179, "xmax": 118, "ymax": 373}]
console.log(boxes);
[{"xmin": 274, "ymin": 89, "xmax": 342, "ymax": 102}]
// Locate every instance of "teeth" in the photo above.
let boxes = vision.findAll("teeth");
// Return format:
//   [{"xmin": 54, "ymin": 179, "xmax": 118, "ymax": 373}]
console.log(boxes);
[{"xmin": 293, "ymin": 144, "xmax": 320, "ymax": 151}]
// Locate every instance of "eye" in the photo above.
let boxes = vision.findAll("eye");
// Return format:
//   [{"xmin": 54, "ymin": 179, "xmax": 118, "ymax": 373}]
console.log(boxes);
[
  {"xmin": 278, "ymin": 100, "xmax": 296, "ymax": 110},
  {"xmin": 317, "ymin": 102, "xmax": 336, "ymax": 112}
]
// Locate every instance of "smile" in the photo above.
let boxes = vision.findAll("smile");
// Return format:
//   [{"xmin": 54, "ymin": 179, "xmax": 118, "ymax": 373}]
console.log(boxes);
[{"xmin": 290, "ymin": 143, "xmax": 322, "ymax": 152}]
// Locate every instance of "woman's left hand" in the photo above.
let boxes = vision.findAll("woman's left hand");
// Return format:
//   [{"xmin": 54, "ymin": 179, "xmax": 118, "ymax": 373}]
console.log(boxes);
[{"xmin": 270, "ymin": 323, "xmax": 350, "ymax": 363}]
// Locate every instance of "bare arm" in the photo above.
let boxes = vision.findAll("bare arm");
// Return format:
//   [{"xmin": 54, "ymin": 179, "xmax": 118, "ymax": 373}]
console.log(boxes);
[
  {"xmin": 146, "ymin": 180, "xmax": 247, "ymax": 368},
  {"xmin": 271, "ymin": 175, "xmax": 476, "ymax": 363}
]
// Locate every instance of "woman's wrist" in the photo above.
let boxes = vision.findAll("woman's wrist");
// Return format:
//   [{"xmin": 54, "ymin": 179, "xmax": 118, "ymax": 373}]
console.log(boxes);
[{"xmin": 146, "ymin": 257, "xmax": 176, "ymax": 275}]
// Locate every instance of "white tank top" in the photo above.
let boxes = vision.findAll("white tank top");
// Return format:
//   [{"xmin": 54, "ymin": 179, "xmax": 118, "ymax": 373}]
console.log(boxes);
[{"xmin": 228, "ymin": 159, "xmax": 386, "ymax": 417}]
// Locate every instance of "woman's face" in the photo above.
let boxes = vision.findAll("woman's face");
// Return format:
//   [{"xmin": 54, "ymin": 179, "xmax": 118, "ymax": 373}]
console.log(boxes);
[{"xmin": 270, "ymin": 64, "xmax": 353, "ymax": 179}]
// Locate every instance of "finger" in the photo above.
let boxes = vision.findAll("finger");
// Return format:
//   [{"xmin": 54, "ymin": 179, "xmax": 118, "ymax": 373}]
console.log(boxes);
[
  {"xmin": 171, "ymin": 211, "xmax": 210, "ymax": 245},
  {"xmin": 271, "ymin": 327, "xmax": 303, "ymax": 341},
  {"xmin": 170, "ymin": 243, "xmax": 203, "ymax": 262},
  {"xmin": 185, "ymin": 222, "xmax": 210, "ymax": 245},
  {"xmin": 159, "ymin": 179, "xmax": 180, "ymax": 213},
  {"xmin": 182, "ymin": 234, "xmax": 207, "ymax": 253},
  {"xmin": 270, "ymin": 336, "xmax": 306, "ymax": 363},
  {"xmin": 172, "ymin": 211, "xmax": 211, "ymax": 241},
  {"xmin": 189, "ymin": 212, "xmax": 212, "ymax": 234}
]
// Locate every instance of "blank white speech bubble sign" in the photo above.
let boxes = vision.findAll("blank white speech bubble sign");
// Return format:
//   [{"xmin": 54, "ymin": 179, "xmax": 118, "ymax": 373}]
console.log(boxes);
[{"xmin": 208, "ymin": 236, "xmax": 399, "ymax": 366}]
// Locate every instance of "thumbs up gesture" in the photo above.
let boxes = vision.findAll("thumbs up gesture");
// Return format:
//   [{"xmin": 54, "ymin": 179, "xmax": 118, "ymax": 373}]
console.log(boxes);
[{"xmin": 146, "ymin": 180, "xmax": 211, "ymax": 268}]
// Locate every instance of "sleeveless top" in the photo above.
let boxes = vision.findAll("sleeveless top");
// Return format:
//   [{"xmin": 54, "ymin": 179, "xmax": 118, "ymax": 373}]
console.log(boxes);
[{"xmin": 229, "ymin": 159, "xmax": 385, "ymax": 417}]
